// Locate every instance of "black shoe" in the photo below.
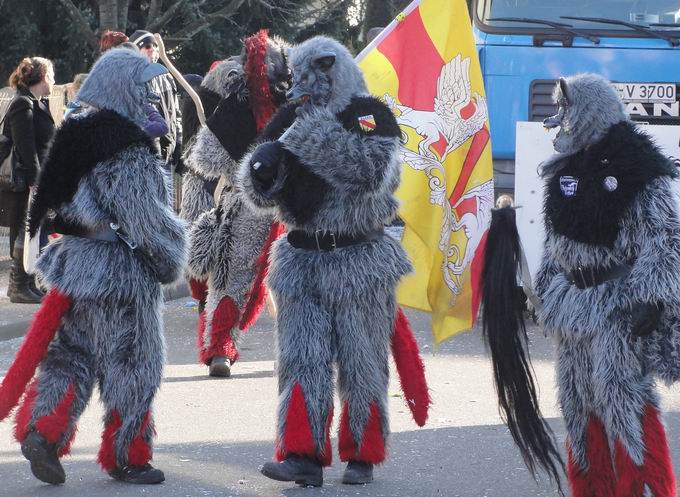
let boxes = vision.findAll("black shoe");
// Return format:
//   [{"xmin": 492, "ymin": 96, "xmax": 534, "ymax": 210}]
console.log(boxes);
[
  {"xmin": 109, "ymin": 464, "xmax": 165, "ymax": 484},
  {"xmin": 20, "ymin": 431, "xmax": 65, "ymax": 485},
  {"xmin": 209, "ymin": 356, "xmax": 231, "ymax": 377},
  {"xmin": 261, "ymin": 455, "xmax": 323, "ymax": 487},
  {"xmin": 342, "ymin": 460, "xmax": 373, "ymax": 485}
]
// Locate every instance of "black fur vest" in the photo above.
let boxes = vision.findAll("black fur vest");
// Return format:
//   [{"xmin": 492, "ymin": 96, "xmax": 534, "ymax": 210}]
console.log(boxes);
[{"xmin": 543, "ymin": 121, "xmax": 677, "ymax": 248}]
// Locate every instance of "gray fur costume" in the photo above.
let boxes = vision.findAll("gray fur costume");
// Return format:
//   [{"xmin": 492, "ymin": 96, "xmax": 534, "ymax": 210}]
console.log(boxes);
[
  {"xmin": 0, "ymin": 48, "xmax": 187, "ymax": 485},
  {"xmin": 240, "ymin": 36, "xmax": 425, "ymax": 482},
  {"xmin": 181, "ymin": 30, "xmax": 290, "ymax": 372},
  {"xmin": 484, "ymin": 74, "xmax": 679, "ymax": 497}
]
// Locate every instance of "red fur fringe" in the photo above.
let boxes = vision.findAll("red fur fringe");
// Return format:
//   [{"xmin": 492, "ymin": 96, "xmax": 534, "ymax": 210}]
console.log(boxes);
[
  {"xmin": 34, "ymin": 383, "xmax": 75, "ymax": 445},
  {"xmin": 391, "ymin": 307, "xmax": 430, "ymax": 426},
  {"xmin": 189, "ymin": 278, "xmax": 208, "ymax": 302},
  {"xmin": 98, "ymin": 410, "xmax": 122, "ymax": 471},
  {"xmin": 276, "ymin": 383, "xmax": 318, "ymax": 463},
  {"xmin": 200, "ymin": 297, "xmax": 240, "ymax": 364},
  {"xmin": 339, "ymin": 401, "xmax": 386, "ymax": 464},
  {"xmin": 127, "ymin": 411, "xmax": 153, "ymax": 467},
  {"xmin": 0, "ymin": 290, "xmax": 71, "ymax": 421},
  {"xmin": 244, "ymin": 29, "xmax": 275, "ymax": 131},
  {"xmin": 239, "ymin": 222, "xmax": 285, "ymax": 331},
  {"xmin": 567, "ymin": 416, "xmax": 616, "ymax": 497},
  {"xmin": 13, "ymin": 379, "xmax": 38, "ymax": 443}
]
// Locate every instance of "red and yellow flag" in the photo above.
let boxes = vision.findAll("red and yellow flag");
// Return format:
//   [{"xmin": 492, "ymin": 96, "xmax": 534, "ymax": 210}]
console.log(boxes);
[{"xmin": 357, "ymin": 0, "xmax": 493, "ymax": 344}]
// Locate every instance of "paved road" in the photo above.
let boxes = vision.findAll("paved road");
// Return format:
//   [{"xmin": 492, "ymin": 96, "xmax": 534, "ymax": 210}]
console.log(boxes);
[{"xmin": 1, "ymin": 298, "xmax": 679, "ymax": 497}]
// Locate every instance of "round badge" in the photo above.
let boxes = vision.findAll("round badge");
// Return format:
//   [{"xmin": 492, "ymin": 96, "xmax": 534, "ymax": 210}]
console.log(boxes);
[{"xmin": 603, "ymin": 176, "xmax": 618, "ymax": 192}]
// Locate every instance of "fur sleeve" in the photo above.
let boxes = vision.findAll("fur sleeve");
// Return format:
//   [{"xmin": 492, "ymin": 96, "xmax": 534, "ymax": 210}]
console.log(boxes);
[
  {"xmin": 186, "ymin": 208, "xmax": 219, "ymax": 279},
  {"xmin": 185, "ymin": 126, "xmax": 238, "ymax": 182},
  {"xmin": 620, "ymin": 176, "xmax": 680, "ymax": 307},
  {"xmin": 281, "ymin": 98, "xmax": 400, "ymax": 192},
  {"xmin": 96, "ymin": 146, "xmax": 188, "ymax": 284},
  {"xmin": 533, "ymin": 235, "xmax": 561, "ymax": 300}
]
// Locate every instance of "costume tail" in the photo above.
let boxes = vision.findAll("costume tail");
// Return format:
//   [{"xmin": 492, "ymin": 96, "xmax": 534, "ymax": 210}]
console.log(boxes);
[
  {"xmin": 481, "ymin": 207, "xmax": 563, "ymax": 485},
  {"xmin": 391, "ymin": 307, "xmax": 430, "ymax": 427},
  {"xmin": 0, "ymin": 290, "xmax": 71, "ymax": 421}
]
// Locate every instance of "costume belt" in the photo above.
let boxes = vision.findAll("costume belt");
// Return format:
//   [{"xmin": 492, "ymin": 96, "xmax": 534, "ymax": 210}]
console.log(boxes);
[
  {"xmin": 565, "ymin": 260, "xmax": 633, "ymax": 289},
  {"xmin": 287, "ymin": 228, "xmax": 384, "ymax": 252},
  {"xmin": 56, "ymin": 220, "xmax": 137, "ymax": 250}
]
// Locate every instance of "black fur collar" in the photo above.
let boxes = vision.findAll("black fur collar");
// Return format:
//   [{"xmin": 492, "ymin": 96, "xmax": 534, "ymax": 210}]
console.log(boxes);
[
  {"xmin": 544, "ymin": 121, "xmax": 678, "ymax": 247},
  {"xmin": 28, "ymin": 110, "xmax": 156, "ymax": 236}
]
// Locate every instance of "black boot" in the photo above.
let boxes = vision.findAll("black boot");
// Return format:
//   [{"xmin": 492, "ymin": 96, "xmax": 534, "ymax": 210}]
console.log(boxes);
[
  {"xmin": 109, "ymin": 464, "xmax": 165, "ymax": 484},
  {"xmin": 342, "ymin": 460, "xmax": 373, "ymax": 485},
  {"xmin": 7, "ymin": 259, "xmax": 42, "ymax": 304},
  {"xmin": 261, "ymin": 455, "xmax": 323, "ymax": 487},
  {"xmin": 209, "ymin": 356, "xmax": 231, "ymax": 377},
  {"xmin": 21, "ymin": 430, "xmax": 66, "ymax": 485}
]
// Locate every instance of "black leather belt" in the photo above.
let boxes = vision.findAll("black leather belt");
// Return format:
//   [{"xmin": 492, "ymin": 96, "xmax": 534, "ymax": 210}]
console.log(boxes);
[
  {"xmin": 565, "ymin": 261, "xmax": 633, "ymax": 289},
  {"xmin": 287, "ymin": 228, "xmax": 384, "ymax": 252},
  {"xmin": 55, "ymin": 220, "xmax": 137, "ymax": 249}
]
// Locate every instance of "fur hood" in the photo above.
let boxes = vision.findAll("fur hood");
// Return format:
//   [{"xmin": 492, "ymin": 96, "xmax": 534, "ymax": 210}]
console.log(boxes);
[{"xmin": 29, "ymin": 110, "xmax": 156, "ymax": 236}]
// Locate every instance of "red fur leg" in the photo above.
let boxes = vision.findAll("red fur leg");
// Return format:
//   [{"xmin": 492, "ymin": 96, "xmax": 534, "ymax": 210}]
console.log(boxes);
[
  {"xmin": 189, "ymin": 278, "xmax": 208, "ymax": 302},
  {"xmin": 239, "ymin": 222, "xmax": 285, "ymax": 331},
  {"xmin": 391, "ymin": 307, "xmax": 430, "ymax": 426},
  {"xmin": 638, "ymin": 405, "xmax": 676, "ymax": 497},
  {"xmin": 276, "ymin": 383, "xmax": 323, "ymax": 464},
  {"xmin": 98, "ymin": 410, "xmax": 122, "ymax": 472},
  {"xmin": 127, "ymin": 411, "xmax": 154, "ymax": 467},
  {"xmin": 0, "ymin": 290, "xmax": 71, "ymax": 421},
  {"xmin": 567, "ymin": 416, "xmax": 616, "ymax": 497},
  {"xmin": 199, "ymin": 297, "xmax": 240, "ymax": 365},
  {"xmin": 339, "ymin": 401, "xmax": 386, "ymax": 465}
]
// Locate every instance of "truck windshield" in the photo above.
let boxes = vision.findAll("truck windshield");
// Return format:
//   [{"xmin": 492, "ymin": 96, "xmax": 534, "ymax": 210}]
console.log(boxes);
[{"xmin": 476, "ymin": 0, "xmax": 680, "ymax": 32}]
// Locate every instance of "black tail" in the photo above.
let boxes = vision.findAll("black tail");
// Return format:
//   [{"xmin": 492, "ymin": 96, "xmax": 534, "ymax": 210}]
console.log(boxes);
[{"xmin": 482, "ymin": 207, "xmax": 564, "ymax": 488}]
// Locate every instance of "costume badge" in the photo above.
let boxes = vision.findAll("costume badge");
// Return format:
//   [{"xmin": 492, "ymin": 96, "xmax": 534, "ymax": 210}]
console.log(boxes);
[
  {"xmin": 603, "ymin": 176, "xmax": 618, "ymax": 192},
  {"xmin": 559, "ymin": 176, "xmax": 579, "ymax": 197},
  {"xmin": 358, "ymin": 114, "xmax": 376, "ymax": 133}
]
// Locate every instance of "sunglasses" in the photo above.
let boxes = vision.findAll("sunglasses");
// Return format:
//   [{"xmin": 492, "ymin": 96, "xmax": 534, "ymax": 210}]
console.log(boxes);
[{"xmin": 142, "ymin": 43, "xmax": 158, "ymax": 49}]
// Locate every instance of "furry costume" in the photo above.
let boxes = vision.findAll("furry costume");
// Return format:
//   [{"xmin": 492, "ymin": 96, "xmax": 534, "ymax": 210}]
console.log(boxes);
[
  {"xmin": 181, "ymin": 30, "xmax": 290, "ymax": 375},
  {"xmin": 0, "ymin": 48, "xmax": 187, "ymax": 485},
  {"xmin": 240, "ymin": 36, "xmax": 430, "ymax": 487},
  {"xmin": 483, "ymin": 74, "xmax": 679, "ymax": 496}
]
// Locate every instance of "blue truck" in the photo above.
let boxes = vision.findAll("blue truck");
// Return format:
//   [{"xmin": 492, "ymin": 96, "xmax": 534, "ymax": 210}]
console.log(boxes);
[{"xmin": 472, "ymin": 0, "xmax": 680, "ymax": 192}]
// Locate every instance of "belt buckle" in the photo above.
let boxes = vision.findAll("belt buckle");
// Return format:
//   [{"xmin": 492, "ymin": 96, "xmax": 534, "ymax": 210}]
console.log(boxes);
[
  {"xmin": 314, "ymin": 229, "xmax": 336, "ymax": 252},
  {"xmin": 110, "ymin": 222, "xmax": 138, "ymax": 250},
  {"xmin": 576, "ymin": 266, "xmax": 587, "ymax": 289}
]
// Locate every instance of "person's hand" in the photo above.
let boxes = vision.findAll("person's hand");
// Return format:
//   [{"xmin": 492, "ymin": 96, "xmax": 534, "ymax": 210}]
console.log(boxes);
[
  {"xmin": 630, "ymin": 302, "xmax": 663, "ymax": 337},
  {"xmin": 250, "ymin": 141, "xmax": 284, "ymax": 192}
]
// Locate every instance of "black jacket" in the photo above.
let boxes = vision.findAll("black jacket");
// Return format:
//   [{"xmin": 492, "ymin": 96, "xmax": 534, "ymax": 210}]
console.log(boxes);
[{"xmin": 3, "ymin": 87, "xmax": 55, "ymax": 185}]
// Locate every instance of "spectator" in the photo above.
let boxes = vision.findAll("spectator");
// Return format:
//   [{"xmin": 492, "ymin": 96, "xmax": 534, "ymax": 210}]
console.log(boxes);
[
  {"xmin": 99, "ymin": 30, "xmax": 128, "ymax": 53},
  {"xmin": 0, "ymin": 57, "xmax": 56, "ymax": 303},
  {"xmin": 129, "ymin": 30, "xmax": 182, "ymax": 171},
  {"xmin": 63, "ymin": 72, "xmax": 88, "ymax": 119}
]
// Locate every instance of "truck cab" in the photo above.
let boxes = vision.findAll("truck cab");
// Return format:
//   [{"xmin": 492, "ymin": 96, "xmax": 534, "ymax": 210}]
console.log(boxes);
[{"xmin": 472, "ymin": 0, "xmax": 680, "ymax": 193}]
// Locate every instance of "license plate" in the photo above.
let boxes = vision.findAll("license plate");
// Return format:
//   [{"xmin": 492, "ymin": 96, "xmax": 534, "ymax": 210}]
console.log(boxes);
[{"xmin": 614, "ymin": 83, "xmax": 676, "ymax": 103}]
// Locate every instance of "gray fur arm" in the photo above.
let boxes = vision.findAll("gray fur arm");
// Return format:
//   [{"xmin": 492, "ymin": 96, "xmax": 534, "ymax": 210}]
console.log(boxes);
[
  {"xmin": 180, "ymin": 170, "xmax": 215, "ymax": 224},
  {"xmin": 621, "ymin": 177, "xmax": 680, "ymax": 307},
  {"xmin": 97, "ymin": 149, "xmax": 188, "ymax": 284},
  {"xmin": 282, "ymin": 106, "xmax": 399, "ymax": 192},
  {"xmin": 237, "ymin": 146, "xmax": 279, "ymax": 214},
  {"xmin": 185, "ymin": 126, "xmax": 238, "ymax": 182},
  {"xmin": 533, "ymin": 236, "xmax": 561, "ymax": 299},
  {"xmin": 187, "ymin": 208, "xmax": 220, "ymax": 279}
]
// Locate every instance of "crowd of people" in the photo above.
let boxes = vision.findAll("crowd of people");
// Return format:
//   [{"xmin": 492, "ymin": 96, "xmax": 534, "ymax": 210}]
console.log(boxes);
[{"xmin": 0, "ymin": 27, "xmax": 678, "ymax": 497}]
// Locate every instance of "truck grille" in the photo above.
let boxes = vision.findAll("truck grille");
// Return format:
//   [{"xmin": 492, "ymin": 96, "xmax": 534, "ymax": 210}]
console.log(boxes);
[{"xmin": 529, "ymin": 79, "xmax": 680, "ymax": 125}]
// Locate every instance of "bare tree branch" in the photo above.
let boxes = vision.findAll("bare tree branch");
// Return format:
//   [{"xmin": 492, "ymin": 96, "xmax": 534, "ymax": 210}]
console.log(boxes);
[
  {"xmin": 147, "ymin": 0, "xmax": 188, "ymax": 32},
  {"xmin": 118, "ymin": 0, "xmax": 132, "ymax": 31},
  {"xmin": 165, "ymin": 0, "xmax": 247, "ymax": 42},
  {"xmin": 56, "ymin": 0, "xmax": 99, "ymax": 51},
  {"xmin": 147, "ymin": 0, "xmax": 163, "ymax": 26},
  {"xmin": 99, "ymin": 0, "xmax": 119, "ymax": 31}
]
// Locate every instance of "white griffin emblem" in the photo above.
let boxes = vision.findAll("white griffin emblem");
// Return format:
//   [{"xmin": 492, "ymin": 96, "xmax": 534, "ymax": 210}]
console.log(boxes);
[{"xmin": 384, "ymin": 54, "xmax": 492, "ymax": 296}]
